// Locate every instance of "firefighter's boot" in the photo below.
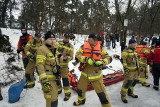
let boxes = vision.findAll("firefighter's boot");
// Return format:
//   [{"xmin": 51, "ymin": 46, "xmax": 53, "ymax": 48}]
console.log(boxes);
[
  {"xmin": 142, "ymin": 82, "xmax": 150, "ymax": 87},
  {"xmin": 24, "ymin": 81, "xmax": 35, "ymax": 89},
  {"xmin": 64, "ymin": 92, "xmax": 71, "ymax": 101},
  {"xmin": 73, "ymin": 99, "xmax": 86, "ymax": 106},
  {"xmin": 128, "ymin": 88, "xmax": 138, "ymax": 98},
  {"xmin": 121, "ymin": 95, "xmax": 128, "ymax": 103}
]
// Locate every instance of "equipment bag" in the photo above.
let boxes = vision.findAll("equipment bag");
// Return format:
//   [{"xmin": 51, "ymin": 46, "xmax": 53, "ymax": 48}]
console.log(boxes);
[{"xmin": 8, "ymin": 79, "xmax": 26, "ymax": 103}]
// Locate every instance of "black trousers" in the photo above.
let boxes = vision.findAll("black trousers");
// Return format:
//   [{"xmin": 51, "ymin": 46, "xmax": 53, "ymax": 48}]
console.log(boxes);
[{"xmin": 153, "ymin": 63, "xmax": 160, "ymax": 86}]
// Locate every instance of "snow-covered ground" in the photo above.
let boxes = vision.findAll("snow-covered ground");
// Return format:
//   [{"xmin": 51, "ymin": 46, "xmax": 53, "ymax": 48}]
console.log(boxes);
[{"xmin": 0, "ymin": 28, "xmax": 160, "ymax": 107}]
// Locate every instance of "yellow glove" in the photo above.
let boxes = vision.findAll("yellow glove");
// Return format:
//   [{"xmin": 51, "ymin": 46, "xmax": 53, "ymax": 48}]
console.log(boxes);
[
  {"xmin": 40, "ymin": 77, "xmax": 52, "ymax": 93},
  {"xmin": 87, "ymin": 58, "xmax": 95, "ymax": 65},
  {"xmin": 95, "ymin": 61, "xmax": 103, "ymax": 66},
  {"xmin": 124, "ymin": 68, "xmax": 129, "ymax": 76}
]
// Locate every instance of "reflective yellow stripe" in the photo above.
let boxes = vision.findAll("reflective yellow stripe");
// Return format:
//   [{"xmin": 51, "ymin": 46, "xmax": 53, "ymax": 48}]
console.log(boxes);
[
  {"xmin": 39, "ymin": 73, "xmax": 47, "ymax": 80},
  {"xmin": 78, "ymin": 97, "xmax": 85, "ymax": 101},
  {"xmin": 37, "ymin": 55, "xmax": 46, "ymax": 62},
  {"xmin": 60, "ymin": 62, "xmax": 68, "ymax": 66},
  {"xmin": 47, "ymin": 75, "xmax": 55, "ymax": 78},
  {"xmin": 122, "ymin": 88, "xmax": 128, "ymax": 93},
  {"xmin": 127, "ymin": 66, "xmax": 137, "ymax": 70},
  {"xmin": 46, "ymin": 57, "xmax": 55, "ymax": 60},
  {"xmin": 81, "ymin": 72, "xmax": 103, "ymax": 80},
  {"xmin": 26, "ymin": 43, "xmax": 31, "ymax": 47},
  {"xmin": 26, "ymin": 51, "xmax": 31, "ymax": 56},
  {"xmin": 26, "ymin": 81, "xmax": 35, "ymax": 85},
  {"xmin": 88, "ymin": 73, "xmax": 103, "ymax": 79},
  {"xmin": 45, "ymin": 94, "xmax": 52, "ymax": 99},
  {"xmin": 123, "ymin": 63, "xmax": 127, "ymax": 67},
  {"xmin": 64, "ymin": 89, "xmax": 71, "ymax": 94},
  {"xmin": 140, "ymin": 78, "xmax": 146, "ymax": 83},
  {"xmin": 37, "ymin": 59, "xmax": 43, "ymax": 62},
  {"xmin": 130, "ymin": 87, "xmax": 134, "ymax": 90}
]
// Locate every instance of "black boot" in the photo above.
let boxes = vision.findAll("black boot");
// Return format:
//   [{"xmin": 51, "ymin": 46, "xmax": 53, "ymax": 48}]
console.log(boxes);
[
  {"xmin": 51, "ymin": 100, "xmax": 58, "ymax": 107},
  {"xmin": 73, "ymin": 99, "xmax": 86, "ymax": 106},
  {"xmin": 0, "ymin": 93, "xmax": 3, "ymax": 101},
  {"xmin": 64, "ymin": 93, "xmax": 71, "ymax": 101},
  {"xmin": 142, "ymin": 83, "xmax": 150, "ymax": 87},
  {"xmin": 121, "ymin": 95, "xmax": 128, "ymax": 103},
  {"xmin": 153, "ymin": 86, "xmax": 159, "ymax": 91},
  {"xmin": 128, "ymin": 89, "xmax": 138, "ymax": 98}
]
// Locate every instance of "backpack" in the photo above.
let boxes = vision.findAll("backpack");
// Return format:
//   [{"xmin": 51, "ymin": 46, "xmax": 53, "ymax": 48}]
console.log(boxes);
[{"xmin": 8, "ymin": 79, "xmax": 26, "ymax": 103}]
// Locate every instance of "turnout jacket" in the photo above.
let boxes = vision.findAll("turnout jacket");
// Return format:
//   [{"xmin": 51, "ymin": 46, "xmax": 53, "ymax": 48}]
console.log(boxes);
[
  {"xmin": 36, "ymin": 44, "xmax": 59, "ymax": 80},
  {"xmin": 122, "ymin": 48, "xmax": 139, "ymax": 71},
  {"xmin": 75, "ymin": 41, "xmax": 110, "ymax": 80},
  {"xmin": 57, "ymin": 41, "xmax": 74, "ymax": 67},
  {"xmin": 24, "ymin": 39, "xmax": 42, "ymax": 60}
]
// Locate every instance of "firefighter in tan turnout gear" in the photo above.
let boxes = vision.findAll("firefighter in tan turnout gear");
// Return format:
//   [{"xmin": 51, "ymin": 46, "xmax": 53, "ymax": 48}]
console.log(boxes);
[
  {"xmin": 120, "ymin": 39, "xmax": 139, "ymax": 103},
  {"xmin": 24, "ymin": 33, "xmax": 42, "ymax": 88},
  {"xmin": 136, "ymin": 39, "xmax": 150, "ymax": 87},
  {"xmin": 36, "ymin": 31, "xmax": 59, "ymax": 107},
  {"xmin": 73, "ymin": 34, "xmax": 111, "ymax": 107},
  {"xmin": 56, "ymin": 33, "xmax": 74, "ymax": 101}
]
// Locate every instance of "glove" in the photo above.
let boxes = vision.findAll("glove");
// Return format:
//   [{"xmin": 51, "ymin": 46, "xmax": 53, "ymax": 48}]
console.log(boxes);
[
  {"xmin": 124, "ymin": 68, "xmax": 129, "ymax": 75},
  {"xmin": 113, "ymin": 54, "xmax": 120, "ymax": 59},
  {"xmin": 30, "ymin": 55, "xmax": 36, "ymax": 61},
  {"xmin": 87, "ymin": 58, "xmax": 95, "ymax": 65},
  {"xmin": 54, "ymin": 65, "xmax": 61, "ymax": 76},
  {"xmin": 17, "ymin": 49, "xmax": 22, "ymax": 54},
  {"xmin": 41, "ymin": 78, "xmax": 52, "ymax": 93},
  {"xmin": 95, "ymin": 61, "xmax": 103, "ymax": 66},
  {"xmin": 57, "ymin": 54, "xmax": 62, "ymax": 58}
]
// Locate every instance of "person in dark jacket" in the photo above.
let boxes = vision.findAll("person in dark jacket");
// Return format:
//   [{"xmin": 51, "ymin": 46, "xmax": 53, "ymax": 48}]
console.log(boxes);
[
  {"xmin": 147, "ymin": 39, "xmax": 160, "ymax": 90},
  {"xmin": 121, "ymin": 41, "xmax": 127, "ymax": 52},
  {"xmin": 110, "ymin": 33, "xmax": 116, "ymax": 49},
  {"xmin": 0, "ymin": 87, "xmax": 3, "ymax": 101}
]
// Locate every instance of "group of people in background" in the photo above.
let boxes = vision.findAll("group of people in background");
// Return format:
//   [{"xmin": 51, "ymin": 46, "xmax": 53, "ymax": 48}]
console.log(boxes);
[{"xmin": 0, "ymin": 28, "xmax": 160, "ymax": 107}]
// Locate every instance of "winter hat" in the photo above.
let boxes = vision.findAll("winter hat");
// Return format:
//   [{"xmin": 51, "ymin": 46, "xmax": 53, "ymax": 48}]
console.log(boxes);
[
  {"xmin": 64, "ymin": 33, "xmax": 70, "ymax": 38},
  {"xmin": 141, "ymin": 38, "xmax": 148, "ymax": 45},
  {"xmin": 44, "ymin": 31, "xmax": 55, "ymax": 40},
  {"xmin": 129, "ymin": 39, "xmax": 136, "ymax": 44},
  {"xmin": 21, "ymin": 27, "xmax": 27, "ymax": 31},
  {"xmin": 88, "ymin": 33, "xmax": 96, "ymax": 39}
]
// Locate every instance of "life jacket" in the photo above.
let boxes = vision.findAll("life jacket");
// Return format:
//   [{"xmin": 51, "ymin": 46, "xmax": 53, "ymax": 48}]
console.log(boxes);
[
  {"xmin": 82, "ymin": 41, "xmax": 102, "ymax": 61},
  {"xmin": 68, "ymin": 71, "xmax": 77, "ymax": 88},
  {"xmin": 136, "ymin": 45, "xmax": 150, "ymax": 58}
]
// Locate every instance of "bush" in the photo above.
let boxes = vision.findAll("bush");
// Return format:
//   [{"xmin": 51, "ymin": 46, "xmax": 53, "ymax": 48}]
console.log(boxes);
[{"xmin": 0, "ymin": 29, "xmax": 12, "ymax": 52}]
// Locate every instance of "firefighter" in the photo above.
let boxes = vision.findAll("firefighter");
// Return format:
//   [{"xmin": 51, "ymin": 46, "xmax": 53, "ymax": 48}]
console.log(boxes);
[
  {"xmin": 120, "ymin": 39, "xmax": 139, "ymax": 103},
  {"xmin": 147, "ymin": 39, "xmax": 160, "ymax": 91},
  {"xmin": 36, "ymin": 31, "xmax": 60, "ymax": 107},
  {"xmin": 73, "ymin": 34, "xmax": 111, "ymax": 107},
  {"xmin": 136, "ymin": 39, "xmax": 150, "ymax": 87},
  {"xmin": 56, "ymin": 33, "xmax": 74, "ymax": 101},
  {"xmin": 0, "ymin": 87, "xmax": 3, "ymax": 101},
  {"xmin": 24, "ymin": 33, "xmax": 43, "ymax": 88},
  {"xmin": 17, "ymin": 28, "xmax": 33, "ymax": 68}
]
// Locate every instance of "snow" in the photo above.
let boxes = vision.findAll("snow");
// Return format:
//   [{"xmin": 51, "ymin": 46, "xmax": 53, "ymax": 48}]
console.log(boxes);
[{"xmin": 0, "ymin": 28, "xmax": 160, "ymax": 107}]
